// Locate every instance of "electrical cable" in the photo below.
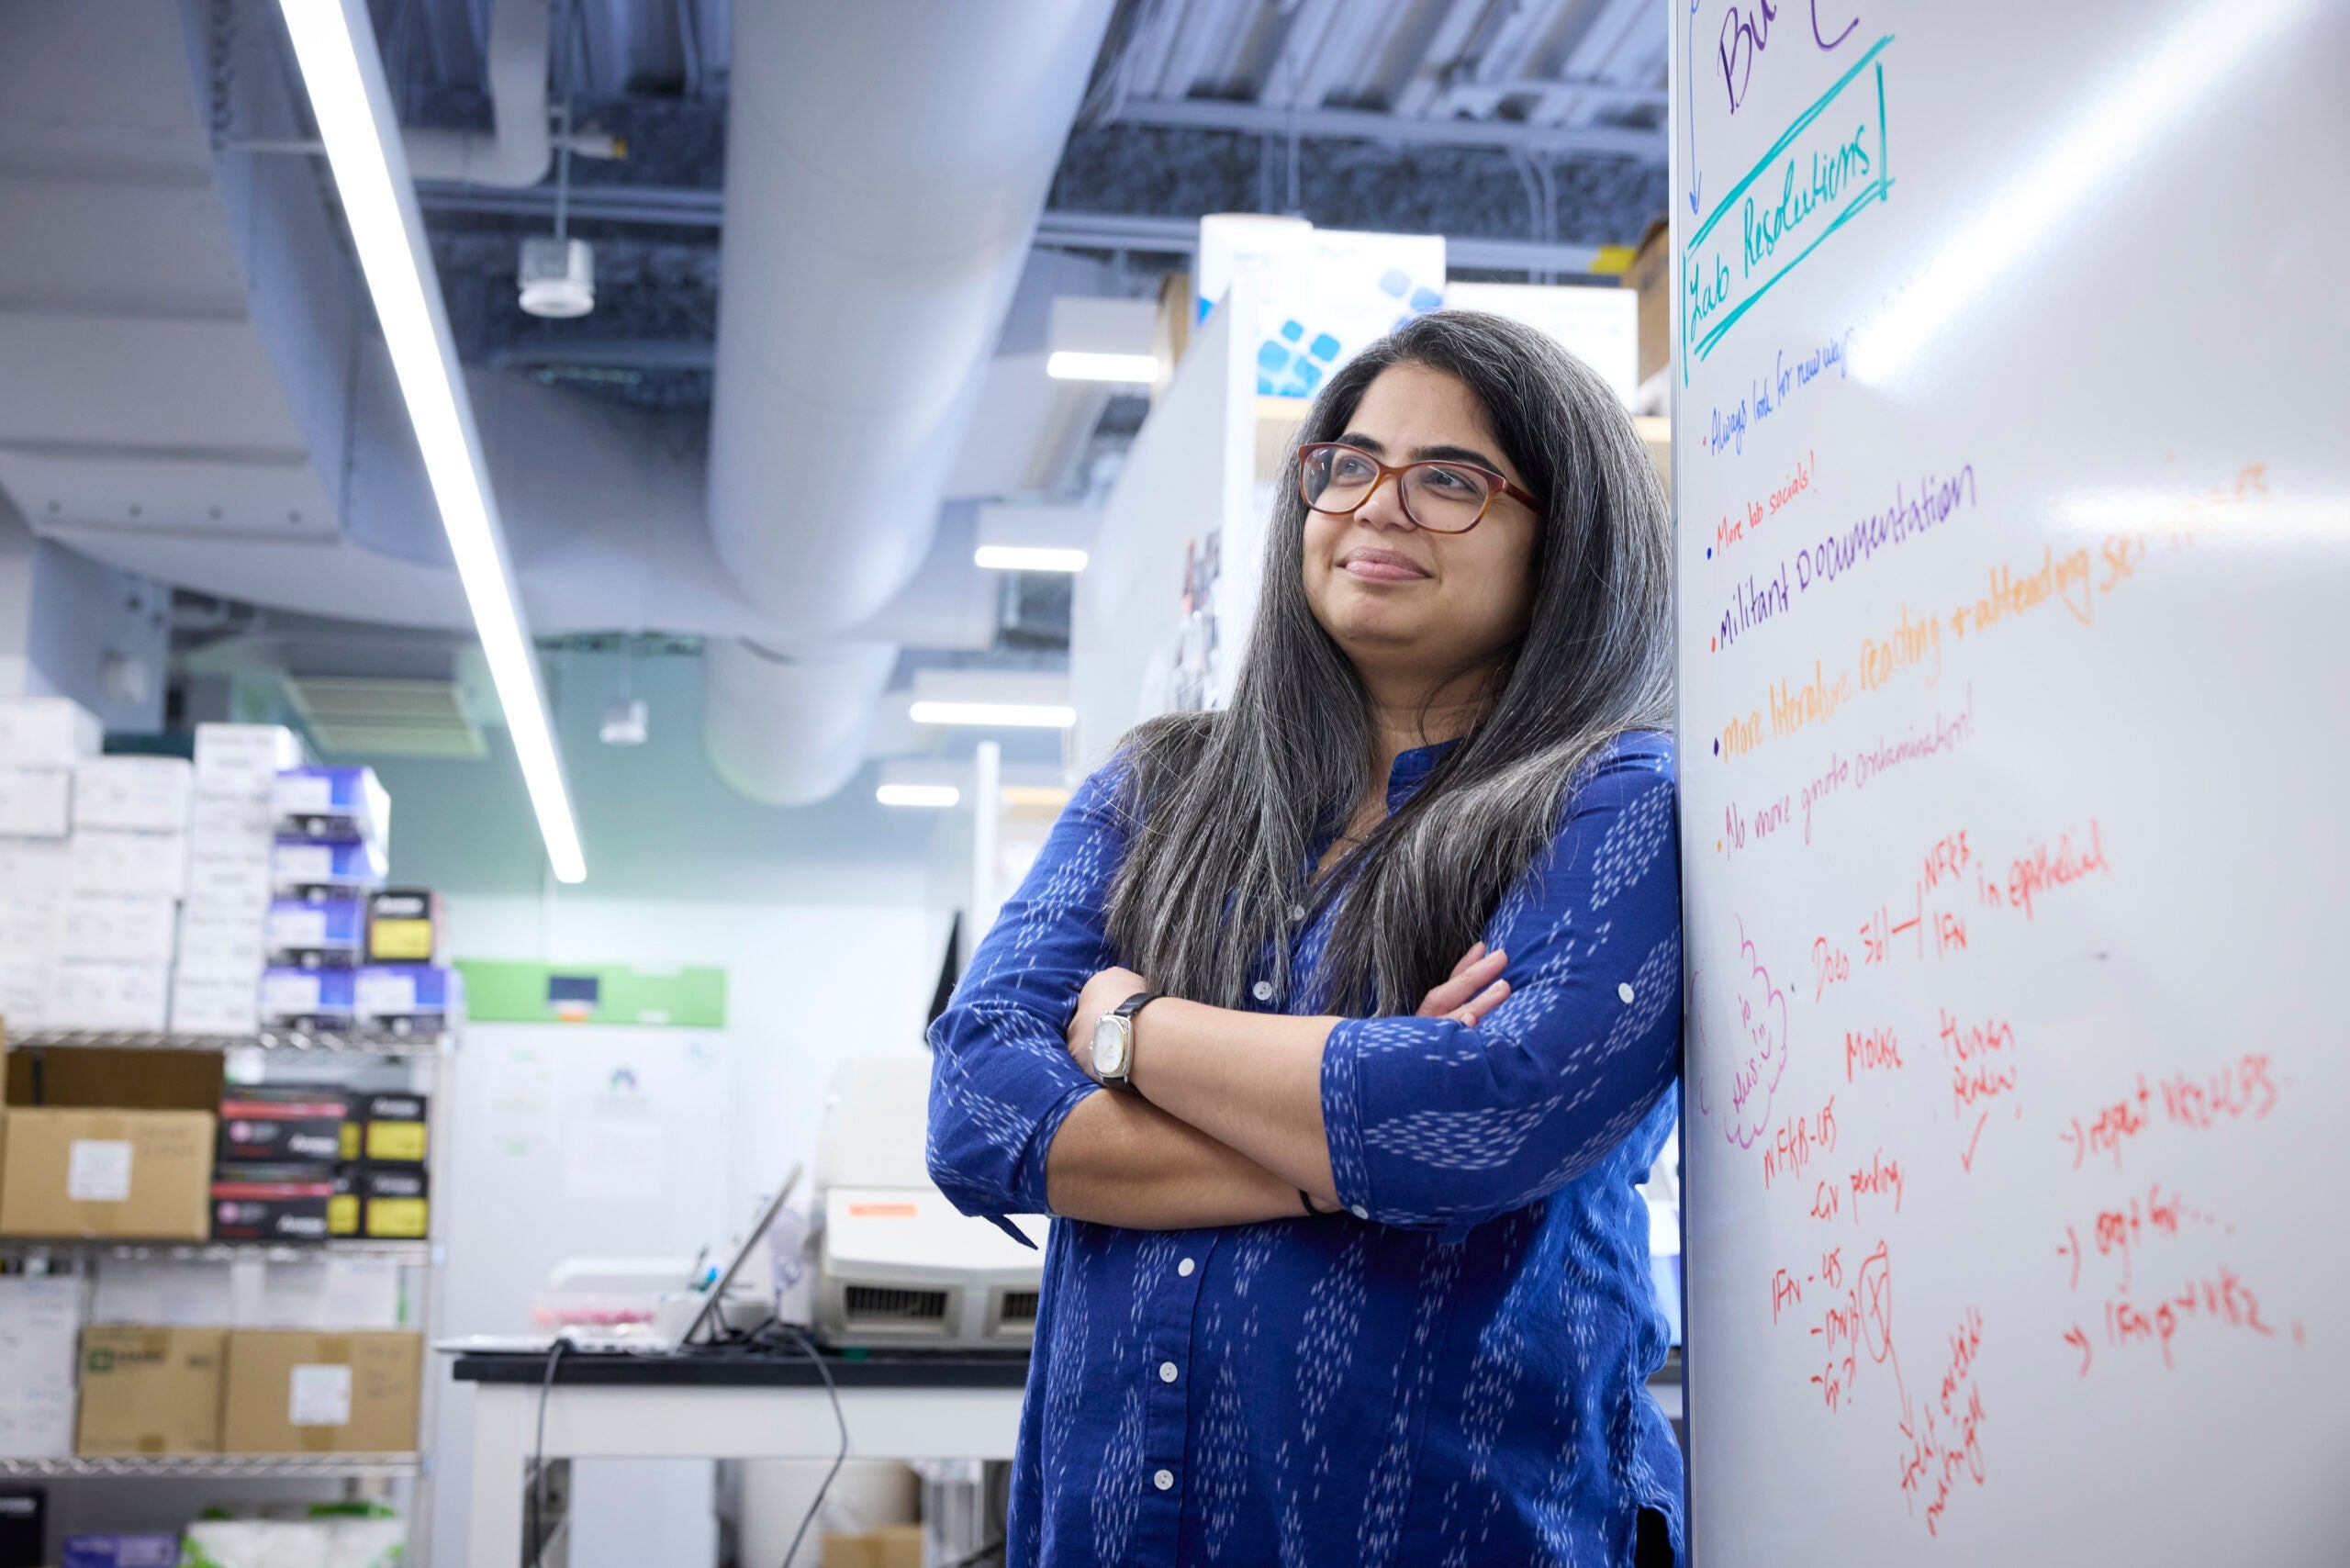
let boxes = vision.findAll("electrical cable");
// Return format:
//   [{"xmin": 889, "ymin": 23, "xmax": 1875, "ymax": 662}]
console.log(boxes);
[
  {"xmin": 776, "ymin": 1325, "xmax": 849, "ymax": 1568},
  {"xmin": 528, "ymin": 1337, "xmax": 568, "ymax": 1567}
]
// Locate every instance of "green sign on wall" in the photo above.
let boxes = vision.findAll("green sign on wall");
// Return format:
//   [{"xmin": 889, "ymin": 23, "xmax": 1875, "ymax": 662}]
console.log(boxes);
[{"xmin": 454, "ymin": 960, "xmax": 726, "ymax": 1027}]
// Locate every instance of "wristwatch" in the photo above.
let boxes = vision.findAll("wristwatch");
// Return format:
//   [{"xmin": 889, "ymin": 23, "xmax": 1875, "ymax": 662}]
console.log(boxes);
[{"xmin": 1090, "ymin": 991, "xmax": 1163, "ymax": 1092}]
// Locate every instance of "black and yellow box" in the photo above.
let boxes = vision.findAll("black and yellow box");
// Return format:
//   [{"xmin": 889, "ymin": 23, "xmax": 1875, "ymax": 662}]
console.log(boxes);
[
  {"xmin": 328, "ymin": 1164, "xmax": 429, "ymax": 1240},
  {"xmin": 364, "ymin": 889, "xmax": 442, "ymax": 963},
  {"xmin": 337, "ymin": 1092, "xmax": 426, "ymax": 1164}
]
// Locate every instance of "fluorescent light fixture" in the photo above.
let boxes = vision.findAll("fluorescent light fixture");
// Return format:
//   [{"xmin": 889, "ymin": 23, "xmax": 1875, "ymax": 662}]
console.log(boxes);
[
  {"xmin": 877, "ymin": 783, "xmax": 962, "ymax": 809},
  {"xmin": 278, "ymin": 0, "xmax": 585, "ymax": 883},
  {"xmin": 909, "ymin": 701, "xmax": 1078, "ymax": 729},
  {"xmin": 1047, "ymin": 351, "xmax": 1160, "ymax": 383},
  {"xmin": 1047, "ymin": 297, "xmax": 1160, "ymax": 384},
  {"xmin": 974, "ymin": 545, "xmax": 1090, "ymax": 573},
  {"xmin": 1848, "ymin": 0, "xmax": 2313, "ymax": 385}
]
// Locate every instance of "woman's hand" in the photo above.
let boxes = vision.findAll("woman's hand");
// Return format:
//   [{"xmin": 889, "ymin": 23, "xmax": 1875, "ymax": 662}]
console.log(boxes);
[
  {"xmin": 1066, "ymin": 964, "xmax": 1149, "ymax": 1081},
  {"xmin": 1418, "ymin": 942, "xmax": 1510, "ymax": 1025}
]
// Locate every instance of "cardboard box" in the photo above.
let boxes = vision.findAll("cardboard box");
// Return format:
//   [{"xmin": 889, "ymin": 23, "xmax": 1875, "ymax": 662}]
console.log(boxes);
[
  {"xmin": 0, "ymin": 1107, "xmax": 214, "ymax": 1238},
  {"xmin": 220, "ymin": 1330, "xmax": 420, "ymax": 1453},
  {"xmin": 270, "ymin": 839, "xmax": 386, "ymax": 897},
  {"xmin": 170, "ymin": 969, "xmax": 261, "ymax": 1036},
  {"xmin": 0, "ymin": 836, "xmax": 69, "ymax": 897},
  {"xmin": 72, "ymin": 756, "xmax": 194, "ymax": 834},
  {"xmin": 0, "ymin": 887, "xmax": 58, "ymax": 957},
  {"xmin": 45, "ymin": 959, "xmax": 170, "ymax": 1032},
  {"xmin": 218, "ymin": 1088, "xmax": 346, "ymax": 1164},
  {"xmin": 364, "ymin": 890, "xmax": 442, "ymax": 964},
  {"xmin": 0, "ymin": 1274, "xmax": 83, "ymax": 1458},
  {"xmin": 353, "ymin": 966, "xmax": 459, "ymax": 1037},
  {"xmin": 0, "ymin": 957, "xmax": 50, "ymax": 1031},
  {"xmin": 0, "ymin": 767, "xmax": 72, "ymax": 837},
  {"xmin": 176, "ymin": 903, "xmax": 266, "ymax": 976},
  {"xmin": 188, "ymin": 794, "xmax": 275, "ymax": 863},
  {"xmin": 193, "ymin": 724, "xmax": 305, "ymax": 800},
  {"xmin": 271, "ymin": 767, "xmax": 388, "ymax": 852},
  {"xmin": 74, "ymin": 1326, "xmax": 225, "ymax": 1454},
  {"xmin": 184, "ymin": 856, "xmax": 274, "ymax": 915},
  {"xmin": 57, "ymin": 892, "xmax": 177, "ymax": 964},
  {"xmin": 230, "ymin": 1257, "xmax": 403, "ymax": 1330},
  {"xmin": 339, "ymin": 1093, "xmax": 427, "ymax": 1165},
  {"xmin": 90, "ymin": 1259, "xmax": 236, "ymax": 1327},
  {"xmin": 211, "ymin": 1165, "xmax": 335, "ymax": 1243},
  {"xmin": 265, "ymin": 898, "xmax": 366, "ymax": 969},
  {"xmin": 1626, "ymin": 216, "xmax": 1670, "ymax": 386},
  {"xmin": 259, "ymin": 968, "xmax": 353, "ymax": 1032},
  {"xmin": 0, "ymin": 698, "xmax": 100, "ymax": 768},
  {"xmin": 4, "ymin": 1045, "xmax": 222, "ymax": 1111},
  {"xmin": 66, "ymin": 829, "xmax": 188, "ymax": 900},
  {"xmin": 822, "ymin": 1525, "xmax": 923, "ymax": 1568},
  {"xmin": 329, "ymin": 1165, "xmax": 428, "ymax": 1241},
  {"xmin": 62, "ymin": 1534, "xmax": 182, "ymax": 1568}
]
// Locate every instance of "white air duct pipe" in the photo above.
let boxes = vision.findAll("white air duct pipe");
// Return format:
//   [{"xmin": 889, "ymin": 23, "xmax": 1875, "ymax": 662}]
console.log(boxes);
[
  {"xmin": 701, "ymin": 639, "xmax": 897, "ymax": 807},
  {"xmin": 704, "ymin": 0, "xmax": 1113, "ymax": 635},
  {"xmin": 403, "ymin": 0, "xmax": 614, "ymax": 187}
]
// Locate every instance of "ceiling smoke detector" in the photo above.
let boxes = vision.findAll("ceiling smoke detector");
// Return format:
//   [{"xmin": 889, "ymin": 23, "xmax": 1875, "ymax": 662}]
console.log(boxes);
[{"xmin": 519, "ymin": 236, "xmax": 595, "ymax": 319}]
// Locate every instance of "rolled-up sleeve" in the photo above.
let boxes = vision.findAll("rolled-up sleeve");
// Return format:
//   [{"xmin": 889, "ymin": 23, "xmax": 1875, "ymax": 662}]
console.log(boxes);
[
  {"xmin": 1322, "ymin": 745, "xmax": 1682, "ymax": 1230},
  {"xmin": 925, "ymin": 765, "xmax": 1128, "ymax": 1234}
]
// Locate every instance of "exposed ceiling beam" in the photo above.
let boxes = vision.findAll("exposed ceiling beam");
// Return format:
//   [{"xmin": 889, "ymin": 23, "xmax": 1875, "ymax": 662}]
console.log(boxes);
[
  {"xmin": 1032, "ymin": 209, "xmax": 1622, "ymax": 276},
  {"xmin": 1102, "ymin": 95, "xmax": 1662, "ymax": 157},
  {"xmin": 414, "ymin": 186, "xmax": 1627, "ymax": 275}
]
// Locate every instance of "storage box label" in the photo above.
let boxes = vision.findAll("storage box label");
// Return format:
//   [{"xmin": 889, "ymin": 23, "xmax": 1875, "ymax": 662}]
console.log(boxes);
[
  {"xmin": 67, "ymin": 1139, "xmax": 133, "ymax": 1202},
  {"xmin": 287, "ymin": 1363, "xmax": 352, "ymax": 1426}
]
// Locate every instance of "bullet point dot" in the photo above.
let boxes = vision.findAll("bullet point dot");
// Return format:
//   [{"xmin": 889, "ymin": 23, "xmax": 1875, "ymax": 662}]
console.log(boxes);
[
  {"xmin": 1712, "ymin": 738, "xmax": 1720, "ymax": 755},
  {"xmin": 1706, "ymin": 546, "xmax": 1713, "ymax": 558}
]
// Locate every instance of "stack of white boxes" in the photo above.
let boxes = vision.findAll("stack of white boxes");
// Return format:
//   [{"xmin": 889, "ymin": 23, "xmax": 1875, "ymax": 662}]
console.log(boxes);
[
  {"xmin": 0, "ymin": 700, "xmax": 95, "ymax": 1030},
  {"xmin": 172, "ymin": 724, "xmax": 308, "ymax": 1036},
  {"xmin": 56, "ymin": 751, "xmax": 196, "ymax": 1032}
]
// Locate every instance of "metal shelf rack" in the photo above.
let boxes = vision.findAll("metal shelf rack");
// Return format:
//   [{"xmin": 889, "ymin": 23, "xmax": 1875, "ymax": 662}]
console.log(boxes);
[
  {"xmin": 0, "ymin": 1453, "xmax": 420, "ymax": 1481},
  {"xmin": 1, "ymin": 1022, "xmax": 457, "ymax": 1564},
  {"xmin": 0, "ymin": 1238, "xmax": 432, "ymax": 1266},
  {"xmin": 6, "ymin": 1027, "xmax": 447, "ymax": 1057}
]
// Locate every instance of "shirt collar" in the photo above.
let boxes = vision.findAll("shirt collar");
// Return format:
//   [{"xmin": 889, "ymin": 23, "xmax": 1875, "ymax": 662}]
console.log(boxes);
[{"xmin": 1385, "ymin": 739, "xmax": 1460, "ymax": 804}]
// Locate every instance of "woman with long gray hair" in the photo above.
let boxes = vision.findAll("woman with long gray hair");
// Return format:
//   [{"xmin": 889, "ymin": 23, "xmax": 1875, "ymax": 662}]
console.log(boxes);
[{"xmin": 930, "ymin": 309, "xmax": 1684, "ymax": 1567}]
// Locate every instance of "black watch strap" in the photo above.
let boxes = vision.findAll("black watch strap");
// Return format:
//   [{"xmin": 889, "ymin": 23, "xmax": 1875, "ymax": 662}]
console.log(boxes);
[{"xmin": 1102, "ymin": 991, "xmax": 1163, "ymax": 1096}]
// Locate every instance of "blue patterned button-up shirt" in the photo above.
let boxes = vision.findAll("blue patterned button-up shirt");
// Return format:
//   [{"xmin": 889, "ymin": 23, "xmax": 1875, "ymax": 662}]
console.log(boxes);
[{"xmin": 927, "ymin": 732, "xmax": 1684, "ymax": 1567}]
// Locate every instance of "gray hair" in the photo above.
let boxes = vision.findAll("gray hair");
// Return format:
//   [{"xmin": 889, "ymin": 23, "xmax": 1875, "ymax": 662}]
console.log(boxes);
[{"xmin": 1103, "ymin": 309, "xmax": 1674, "ymax": 1017}]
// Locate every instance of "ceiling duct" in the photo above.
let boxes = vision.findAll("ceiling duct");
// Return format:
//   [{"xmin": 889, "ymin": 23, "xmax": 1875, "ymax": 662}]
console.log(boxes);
[
  {"xmin": 701, "ymin": 638, "xmax": 896, "ymax": 808},
  {"xmin": 703, "ymin": 0, "xmax": 1113, "ymax": 635},
  {"xmin": 401, "ymin": 0, "xmax": 616, "ymax": 187}
]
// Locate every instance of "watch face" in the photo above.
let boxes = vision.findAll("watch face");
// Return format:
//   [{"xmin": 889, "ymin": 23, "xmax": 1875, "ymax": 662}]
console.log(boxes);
[{"xmin": 1091, "ymin": 1014, "xmax": 1129, "ymax": 1079}]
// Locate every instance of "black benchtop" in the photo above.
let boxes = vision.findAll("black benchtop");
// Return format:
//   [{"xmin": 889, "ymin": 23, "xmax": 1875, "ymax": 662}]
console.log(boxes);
[{"xmin": 452, "ymin": 1346, "xmax": 1031, "ymax": 1389}]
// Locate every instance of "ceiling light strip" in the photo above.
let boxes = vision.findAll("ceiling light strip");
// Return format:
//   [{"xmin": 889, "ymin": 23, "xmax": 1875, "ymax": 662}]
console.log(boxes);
[
  {"xmin": 277, "ymin": 0, "xmax": 585, "ymax": 884},
  {"xmin": 908, "ymin": 701, "xmax": 1078, "ymax": 730}
]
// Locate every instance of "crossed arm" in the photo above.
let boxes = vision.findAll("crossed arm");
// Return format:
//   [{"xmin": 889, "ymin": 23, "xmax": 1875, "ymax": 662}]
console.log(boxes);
[
  {"xmin": 1042, "ymin": 946, "xmax": 1509, "ymax": 1229},
  {"xmin": 925, "ymin": 747, "xmax": 1682, "ymax": 1237}
]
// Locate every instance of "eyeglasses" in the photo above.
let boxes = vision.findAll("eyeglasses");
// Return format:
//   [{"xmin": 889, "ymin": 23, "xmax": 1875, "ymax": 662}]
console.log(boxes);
[{"xmin": 1297, "ymin": 442, "xmax": 1540, "ymax": 534}]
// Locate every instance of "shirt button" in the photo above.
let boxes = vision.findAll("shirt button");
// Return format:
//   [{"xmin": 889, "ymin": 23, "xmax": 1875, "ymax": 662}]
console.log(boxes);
[
  {"xmin": 1348, "ymin": 1204, "xmax": 1370, "ymax": 1220},
  {"xmin": 1158, "ymin": 1361, "xmax": 1178, "ymax": 1383},
  {"xmin": 1617, "ymin": 981, "xmax": 1636, "ymax": 1003},
  {"xmin": 1154, "ymin": 1468, "xmax": 1175, "ymax": 1492},
  {"xmin": 1177, "ymin": 1258, "xmax": 1195, "ymax": 1277},
  {"xmin": 1251, "ymin": 980, "xmax": 1274, "ymax": 1002},
  {"xmin": 1289, "ymin": 903, "xmax": 1307, "ymax": 923}
]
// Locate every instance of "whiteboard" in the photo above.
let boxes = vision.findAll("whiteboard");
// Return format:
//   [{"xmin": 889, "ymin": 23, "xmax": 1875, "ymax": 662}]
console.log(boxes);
[{"xmin": 1672, "ymin": 2, "xmax": 2350, "ymax": 1561}]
